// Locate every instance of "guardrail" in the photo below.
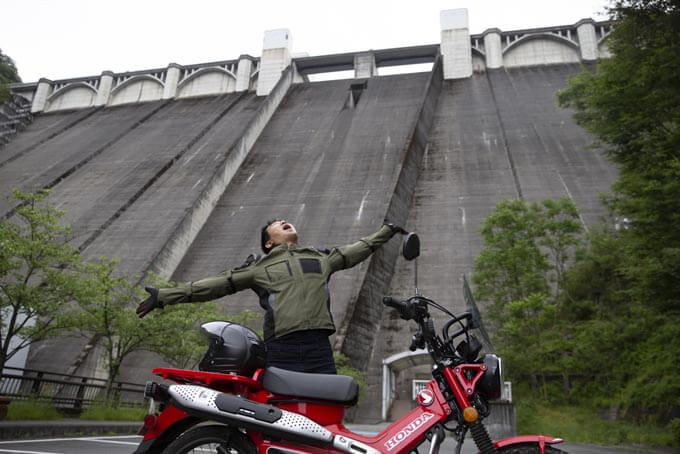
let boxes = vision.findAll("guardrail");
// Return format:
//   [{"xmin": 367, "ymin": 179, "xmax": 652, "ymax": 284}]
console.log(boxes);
[{"xmin": 0, "ymin": 366, "xmax": 145, "ymax": 409}]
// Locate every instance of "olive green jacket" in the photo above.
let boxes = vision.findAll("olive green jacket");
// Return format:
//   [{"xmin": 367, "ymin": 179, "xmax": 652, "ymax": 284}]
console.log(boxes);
[{"xmin": 158, "ymin": 225, "xmax": 396, "ymax": 341}]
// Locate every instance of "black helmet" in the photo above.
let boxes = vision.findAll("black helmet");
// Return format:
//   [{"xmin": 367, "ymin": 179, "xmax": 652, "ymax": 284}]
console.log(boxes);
[{"xmin": 198, "ymin": 321, "xmax": 266, "ymax": 376}]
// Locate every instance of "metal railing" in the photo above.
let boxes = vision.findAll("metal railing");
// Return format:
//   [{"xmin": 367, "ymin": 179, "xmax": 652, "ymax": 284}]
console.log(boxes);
[{"xmin": 0, "ymin": 366, "xmax": 145, "ymax": 409}]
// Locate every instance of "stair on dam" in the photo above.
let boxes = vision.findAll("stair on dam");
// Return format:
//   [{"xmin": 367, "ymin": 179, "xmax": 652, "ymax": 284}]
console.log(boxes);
[
  {"xmin": 357, "ymin": 64, "xmax": 618, "ymax": 422},
  {"xmin": 0, "ymin": 95, "xmax": 33, "ymax": 147}
]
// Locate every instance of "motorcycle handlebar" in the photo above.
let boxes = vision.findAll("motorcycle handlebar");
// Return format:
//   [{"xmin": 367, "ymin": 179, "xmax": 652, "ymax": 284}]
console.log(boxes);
[
  {"xmin": 382, "ymin": 296, "xmax": 413, "ymax": 320},
  {"xmin": 384, "ymin": 295, "xmax": 476, "ymax": 353}
]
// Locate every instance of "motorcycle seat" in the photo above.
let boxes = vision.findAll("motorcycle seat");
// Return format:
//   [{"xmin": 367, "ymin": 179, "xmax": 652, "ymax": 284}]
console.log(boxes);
[{"xmin": 262, "ymin": 367, "xmax": 358, "ymax": 405}]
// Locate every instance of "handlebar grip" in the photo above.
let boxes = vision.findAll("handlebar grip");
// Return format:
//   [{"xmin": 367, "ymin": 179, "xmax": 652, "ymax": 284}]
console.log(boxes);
[
  {"xmin": 383, "ymin": 296, "xmax": 404, "ymax": 309},
  {"xmin": 383, "ymin": 296, "xmax": 415, "ymax": 321}
]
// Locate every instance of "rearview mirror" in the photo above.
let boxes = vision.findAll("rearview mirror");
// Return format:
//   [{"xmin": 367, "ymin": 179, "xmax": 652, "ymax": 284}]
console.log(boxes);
[{"xmin": 402, "ymin": 233, "xmax": 420, "ymax": 261}]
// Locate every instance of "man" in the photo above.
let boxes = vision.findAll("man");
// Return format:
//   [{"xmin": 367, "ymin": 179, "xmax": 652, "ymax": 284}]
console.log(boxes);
[{"xmin": 136, "ymin": 220, "xmax": 406, "ymax": 374}]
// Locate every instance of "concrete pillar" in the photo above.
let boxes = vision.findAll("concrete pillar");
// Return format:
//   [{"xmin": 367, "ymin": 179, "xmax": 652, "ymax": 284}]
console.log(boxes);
[
  {"xmin": 235, "ymin": 55, "xmax": 254, "ymax": 92},
  {"xmin": 30, "ymin": 78, "xmax": 52, "ymax": 113},
  {"xmin": 292, "ymin": 62, "xmax": 307, "ymax": 84},
  {"xmin": 94, "ymin": 71, "xmax": 114, "ymax": 106},
  {"xmin": 483, "ymin": 29, "xmax": 503, "ymax": 69},
  {"xmin": 576, "ymin": 19, "xmax": 598, "ymax": 61},
  {"xmin": 256, "ymin": 29, "xmax": 292, "ymax": 96},
  {"xmin": 440, "ymin": 9, "xmax": 472, "ymax": 79},
  {"xmin": 162, "ymin": 63, "xmax": 182, "ymax": 99},
  {"xmin": 354, "ymin": 52, "xmax": 377, "ymax": 78}
]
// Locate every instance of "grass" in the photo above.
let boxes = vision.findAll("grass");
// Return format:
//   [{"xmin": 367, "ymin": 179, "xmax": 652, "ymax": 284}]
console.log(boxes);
[
  {"xmin": 515, "ymin": 398, "xmax": 677, "ymax": 448},
  {"xmin": 78, "ymin": 403, "xmax": 146, "ymax": 421},
  {"xmin": 6, "ymin": 398, "xmax": 62, "ymax": 420},
  {"xmin": 5, "ymin": 398, "xmax": 146, "ymax": 421}
]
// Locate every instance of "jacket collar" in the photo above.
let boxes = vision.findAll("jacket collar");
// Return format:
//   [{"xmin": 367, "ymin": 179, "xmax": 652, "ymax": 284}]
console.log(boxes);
[{"xmin": 269, "ymin": 242, "xmax": 299, "ymax": 254}]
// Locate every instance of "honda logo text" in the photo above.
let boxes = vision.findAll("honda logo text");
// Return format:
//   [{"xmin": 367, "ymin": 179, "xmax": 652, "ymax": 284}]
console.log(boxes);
[{"xmin": 383, "ymin": 413, "xmax": 434, "ymax": 451}]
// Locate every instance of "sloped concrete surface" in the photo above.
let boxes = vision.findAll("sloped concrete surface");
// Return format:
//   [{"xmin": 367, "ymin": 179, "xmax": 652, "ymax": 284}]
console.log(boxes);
[{"xmin": 0, "ymin": 107, "xmax": 99, "ymax": 170}]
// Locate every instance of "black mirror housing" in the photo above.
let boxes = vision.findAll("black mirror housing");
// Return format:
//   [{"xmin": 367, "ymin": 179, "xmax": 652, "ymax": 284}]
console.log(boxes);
[{"xmin": 402, "ymin": 233, "xmax": 420, "ymax": 261}]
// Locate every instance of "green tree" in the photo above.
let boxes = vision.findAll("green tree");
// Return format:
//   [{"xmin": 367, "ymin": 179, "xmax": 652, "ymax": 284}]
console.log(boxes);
[
  {"xmin": 558, "ymin": 0, "xmax": 680, "ymax": 311},
  {"xmin": 562, "ymin": 226, "xmax": 630, "ymax": 319},
  {"xmin": 539, "ymin": 198, "xmax": 584, "ymax": 299},
  {"xmin": 472, "ymin": 198, "xmax": 584, "ymax": 397},
  {"xmin": 556, "ymin": 0, "xmax": 680, "ymax": 421},
  {"xmin": 472, "ymin": 198, "xmax": 583, "ymax": 316},
  {"xmin": 472, "ymin": 199, "xmax": 548, "ymax": 312},
  {"xmin": 0, "ymin": 49, "xmax": 21, "ymax": 103},
  {"xmin": 0, "ymin": 190, "xmax": 82, "ymax": 371}
]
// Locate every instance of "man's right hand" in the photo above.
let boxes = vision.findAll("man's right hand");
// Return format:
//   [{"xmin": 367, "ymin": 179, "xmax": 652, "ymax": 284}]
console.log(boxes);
[
  {"xmin": 384, "ymin": 222, "xmax": 408, "ymax": 235},
  {"xmin": 136, "ymin": 287, "xmax": 163, "ymax": 318}
]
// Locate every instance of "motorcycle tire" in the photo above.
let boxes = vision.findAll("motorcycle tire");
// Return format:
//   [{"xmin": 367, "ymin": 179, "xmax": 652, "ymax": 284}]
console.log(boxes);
[
  {"xmin": 161, "ymin": 424, "xmax": 256, "ymax": 454},
  {"xmin": 497, "ymin": 443, "xmax": 567, "ymax": 453}
]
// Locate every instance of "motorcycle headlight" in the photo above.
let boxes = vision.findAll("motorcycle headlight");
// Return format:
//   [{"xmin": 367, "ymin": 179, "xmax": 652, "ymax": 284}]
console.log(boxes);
[{"xmin": 479, "ymin": 354, "xmax": 502, "ymax": 400}]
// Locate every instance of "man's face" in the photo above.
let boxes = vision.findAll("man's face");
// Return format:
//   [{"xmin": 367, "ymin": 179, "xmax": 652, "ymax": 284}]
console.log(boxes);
[{"xmin": 266, "ymin": 220, "xmax": 298, "ymax": 250}]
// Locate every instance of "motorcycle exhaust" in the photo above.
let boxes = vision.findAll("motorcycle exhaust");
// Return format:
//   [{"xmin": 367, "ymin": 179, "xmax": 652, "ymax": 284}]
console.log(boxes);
[{"xmin": 167, "ymin": 384, "xmax": 334, "ymax": 446}]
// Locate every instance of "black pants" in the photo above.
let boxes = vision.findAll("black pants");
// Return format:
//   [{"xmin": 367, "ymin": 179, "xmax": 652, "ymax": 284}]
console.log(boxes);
[{"xmin": 265, "ymin": 330, "xmax": 337, "ymax": 374}]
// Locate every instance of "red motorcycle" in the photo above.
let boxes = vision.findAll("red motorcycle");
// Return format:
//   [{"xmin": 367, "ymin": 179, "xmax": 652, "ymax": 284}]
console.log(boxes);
[{"xmin": 134, "ymin": 233, "xmax": 566, "ymax": 454}]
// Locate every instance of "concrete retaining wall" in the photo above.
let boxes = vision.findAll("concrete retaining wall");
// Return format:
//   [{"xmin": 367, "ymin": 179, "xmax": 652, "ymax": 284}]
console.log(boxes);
[{"xmin": 486, "ymin": 402, "xmax": 517, "ymax": 440}]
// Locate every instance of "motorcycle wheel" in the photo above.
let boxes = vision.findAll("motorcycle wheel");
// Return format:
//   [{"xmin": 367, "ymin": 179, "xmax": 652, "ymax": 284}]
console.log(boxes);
[
  {"xmin": 497, "ymin": 443, "xmax": 567, "ymax": 453},
  {"xmin": 161, "ymin": 425, "xmax": 256, "ymax": 454}
]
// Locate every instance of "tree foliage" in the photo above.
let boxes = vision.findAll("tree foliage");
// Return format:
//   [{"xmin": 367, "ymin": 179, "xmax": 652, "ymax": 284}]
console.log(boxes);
[
  {"xmin": 472, "ymin": 198, "xmax": 585, "ymax": 399},
  {"xmin": 0, "ymin": 190, "xmax": 260, "ymax": 401},
  {"xmin": 472, "ymin": 198, "xmax": 583, "ymax": 318},
  {"xmin": 0, "ymin": 49, "xmax": 21, "ymax": 103},
  {"xmin": 558, "ymin": 0, "xmax": 680, "ymax": 311},
  {"xmin": 558, "ymin": 0, "xmax": 680, "ymax": 421},
  {"xmin": 475, "ymin": 0, "xmax": 680, "ymax": 426},
  {"xmin": 477, "ymin": 207, "xmax": 680, "ymax": 421},
  {"xmin": 0, "ymin": 190, "xmax": 83, "ymax": 371}
]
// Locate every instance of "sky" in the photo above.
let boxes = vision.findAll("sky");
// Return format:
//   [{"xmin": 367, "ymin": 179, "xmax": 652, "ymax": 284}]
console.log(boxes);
[{"xmin": 2, "ymin": 0, "xmax": 610, "ymax": 83}]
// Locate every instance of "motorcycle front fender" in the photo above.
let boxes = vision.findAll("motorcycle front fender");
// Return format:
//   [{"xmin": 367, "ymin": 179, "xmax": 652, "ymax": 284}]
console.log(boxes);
[{"xmin": 492, "ymin": 434, "xmax": 564, "ymax": 454}]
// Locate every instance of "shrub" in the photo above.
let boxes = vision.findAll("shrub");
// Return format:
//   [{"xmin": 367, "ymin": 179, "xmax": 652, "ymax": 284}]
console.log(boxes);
[
  {"xmin": 7, "ymin": 398, "xmax": 61, "ymax": 420},
  {"xmin": 334, "ymin": 353, "xmax": 366, "ymax": 398},
  {"xmin": 669, "ymin": 418, "xmax": 680, "ymax": 448}
]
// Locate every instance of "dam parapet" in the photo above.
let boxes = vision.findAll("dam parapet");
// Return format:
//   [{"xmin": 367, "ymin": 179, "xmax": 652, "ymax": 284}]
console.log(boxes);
[{"xmin": 9, "ymin": 10, "xmax": 612, "ymax": 114}]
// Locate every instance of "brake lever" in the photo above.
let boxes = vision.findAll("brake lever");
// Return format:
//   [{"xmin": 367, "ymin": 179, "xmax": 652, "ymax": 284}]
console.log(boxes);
[
  {"xmin": 409, "ymin": 335, "xmax": 420, "ymax": 352},
  {"xmin": 410, "ymin": 328, "xmax": 424, "ymax": 351}
]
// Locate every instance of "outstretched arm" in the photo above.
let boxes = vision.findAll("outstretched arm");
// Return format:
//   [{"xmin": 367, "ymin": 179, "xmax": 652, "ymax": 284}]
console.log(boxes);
[
  {"xmin": 137, "ymin": 264, "xmax": 254, "ymax": 318},
  {"xmin": 327, "ymin": 224, "xmax": 404, "ymax": 272}
]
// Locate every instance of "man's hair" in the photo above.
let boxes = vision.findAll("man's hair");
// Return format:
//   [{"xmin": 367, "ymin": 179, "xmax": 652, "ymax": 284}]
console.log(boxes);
[{"xmin": 260, "ymin": 219, "xmax": 280, "ymax": 254}]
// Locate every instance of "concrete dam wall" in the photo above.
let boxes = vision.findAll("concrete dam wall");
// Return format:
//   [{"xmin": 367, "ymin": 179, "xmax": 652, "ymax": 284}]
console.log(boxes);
[{"xmin": 2, "ymin": 12, "xmax": 618, "ymax": 421}]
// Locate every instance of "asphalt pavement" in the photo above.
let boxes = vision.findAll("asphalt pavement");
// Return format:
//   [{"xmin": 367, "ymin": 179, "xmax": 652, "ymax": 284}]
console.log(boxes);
[{"xmin": 0, "ymin": 429, "xmax": 673, "ymax": 454}]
